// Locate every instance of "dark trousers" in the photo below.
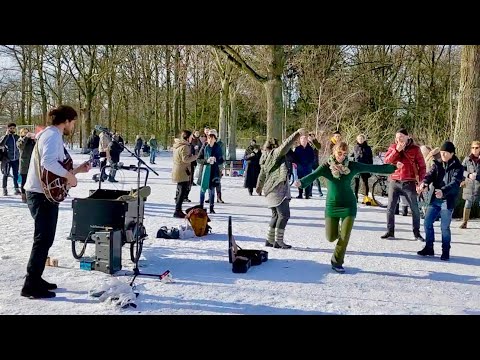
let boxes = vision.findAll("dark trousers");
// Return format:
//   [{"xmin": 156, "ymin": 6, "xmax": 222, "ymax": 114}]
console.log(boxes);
[
  {"xmin": 175, "ymin": 181, "xmax": 190, "ymax": 211},
  {"xmin": 25, "ymin": 191, "xmax": 59, "ymax": 279},
  {"xmin": 269, "ymin": 198, "xmax": 291, "ymax": 229},
  {"xmin": 298, "ymin": 185, "xmax": 312, "ymax": 198},
  {"xmin": 354, "ymin": 173, "xmax": 370, "ymax": 198},
  {"xmin": 20, "ymin": 172, "xmax": 27, "ymax": 194},
  {"xmin": 387, "ymin": 180, "xmax": 421, "ymax": 234},
  {"xmin": 314, "ymin": 178, "xmax": 323, "ymax": 195},
  {"xmin": 2, "ymin": 159, "xmax": 19, "ymax": 189},
  {"xmin": 99, "ymin": 151, "xmax": 108, "ymax": 180}
]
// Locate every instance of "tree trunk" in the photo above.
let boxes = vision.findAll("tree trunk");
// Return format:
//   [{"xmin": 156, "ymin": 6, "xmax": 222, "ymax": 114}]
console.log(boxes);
[
  {"xmin": 165, "ymin": 46, "xmax": 171, "ymax": 147},
  {"xmin": 453, "ymin": 45, "xmax": 480, "ymax": 158},
  {"xmin": 35, "ymin": 46, "xmax": 48, "ymax": 126},
  {"xmin": 173, "ymin": 46, "xmax": 180, "ymax": 136},
  {"xmin": 264, "ymin": 77, "xmax": 283, "ymax": 141},
  {"xmin": 84, "ymin": 93, "xmax": 93, "ymax": 150},
  {"xmin": 26, "ymin": 54, "xmax": 33, "ymax": 125},
  {"xmin": 228, "ymin": 88, "xmax": 238, "ymax": 160},
  {"xmin": 20, "ymin": 63, "xmax": 26, "ymax": 124},
  {"xmin": 107, "ymin": 88, "xmax": 113, "ymax": 129},
  {"xmin": 219, "ymin": 77, "xmax": 230, "ymax": 141}
]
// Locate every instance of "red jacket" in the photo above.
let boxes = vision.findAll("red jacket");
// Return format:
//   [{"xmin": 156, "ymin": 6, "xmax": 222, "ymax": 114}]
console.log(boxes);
[{"xmin": 384, "ymin": 139, "xmax": 426, "ymax": 182}]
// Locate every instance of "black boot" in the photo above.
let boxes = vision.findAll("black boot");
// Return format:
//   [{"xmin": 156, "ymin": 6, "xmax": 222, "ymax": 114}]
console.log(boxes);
[
  {"xmin": 402, "ymin": 206, "xmax": 408, "ymax": 216},
  {"xmin": 40, "ymin": 277, "xmax": 57, "ymax": 290},
  {"xmin": 209, "ymin": 205, "xmax": 216, "ymax": 214},
  {"xmin": 380, "ymin": 231, "xmax": 394, "ymax": 239},
  {"xmin": 417, "ymin": 245, "xmax": 434, "ymax": 257},
  {"xmin": 331, "ymin": 261, "xmax": 345, "ymax": 273},
  {"xmin": 440, "ymin": 249, "xmax": 450, "ymax": 261},
  {"xmin": 21, "ymin": 276, "xmax": 56, "ymax": 299},
  {"xmin": 173, "ymin": 210, "xmax": 186, "ymax": 218}
]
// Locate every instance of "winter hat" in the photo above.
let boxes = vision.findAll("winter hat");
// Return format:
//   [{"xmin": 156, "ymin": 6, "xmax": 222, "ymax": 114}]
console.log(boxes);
[
  {"xmin": 397, "ymin": 128, "xmax": 408, "ymax": 136},
  {"xmin": 208, "ymin": 129, "xmax": 218, "ymax": 138},
  {"xmin": 440, "ymin": 141, "xmax": 455, "ymax": 154}
]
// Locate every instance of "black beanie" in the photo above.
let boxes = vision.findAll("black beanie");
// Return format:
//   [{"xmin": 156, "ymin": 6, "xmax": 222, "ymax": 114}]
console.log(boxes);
[
  {"xmin": 397, "ymin": 128, "xmax": 408, "ymax": 136},
  {"xmin": 440, "ymin": 141, "xmax": 455, "ymax": 154}
]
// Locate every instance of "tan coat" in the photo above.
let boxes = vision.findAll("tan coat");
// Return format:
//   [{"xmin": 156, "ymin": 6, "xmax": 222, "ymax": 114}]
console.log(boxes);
[{"xmin": 172, "ymin": 139, "xmax": 198, "ymax": 183}]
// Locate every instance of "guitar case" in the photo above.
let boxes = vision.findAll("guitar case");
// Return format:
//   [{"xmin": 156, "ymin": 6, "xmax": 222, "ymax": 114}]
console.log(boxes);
[{"xmin": 228, "ymin": 216, "xmax": 268, "ymax": 273}]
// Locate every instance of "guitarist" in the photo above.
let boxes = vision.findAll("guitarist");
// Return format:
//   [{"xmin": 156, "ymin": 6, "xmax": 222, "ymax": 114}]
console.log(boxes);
[{"xmin": 21, "ymin": 105, "xmax": 91, "ymax": 299}]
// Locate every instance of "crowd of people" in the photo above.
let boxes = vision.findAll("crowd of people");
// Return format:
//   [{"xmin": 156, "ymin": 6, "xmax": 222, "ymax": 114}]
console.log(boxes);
[{"xmin": 1, "ymin": 104, "xmax": 479, "ymax": 298}]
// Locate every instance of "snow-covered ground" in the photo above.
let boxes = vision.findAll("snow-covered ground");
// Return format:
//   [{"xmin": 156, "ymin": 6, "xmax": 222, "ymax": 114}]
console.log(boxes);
[{"xmin": 0, "ymin": 149, "xmax": 479, "ymax": 315}]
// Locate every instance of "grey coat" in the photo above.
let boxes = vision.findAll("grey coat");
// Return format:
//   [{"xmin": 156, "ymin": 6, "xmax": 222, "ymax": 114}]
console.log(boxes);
[
  {"xmin": 462, "ymin": 155, "xmax": 480, "ymax": 201},
  {"xmin": 256, "ymin": 129, "xmax": 302, "ymax": 207}
]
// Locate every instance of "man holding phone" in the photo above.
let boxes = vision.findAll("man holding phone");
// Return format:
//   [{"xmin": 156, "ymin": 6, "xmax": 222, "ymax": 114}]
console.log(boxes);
[{"xmin": 381, "ymin": 128, "xmax": 426, "ymax": 241}]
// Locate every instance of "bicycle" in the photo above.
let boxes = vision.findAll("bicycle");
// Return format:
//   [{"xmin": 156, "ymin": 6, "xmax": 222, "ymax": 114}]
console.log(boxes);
[{"xmin": 371, "ymin": 174, "xmax": 389, "ymax": 208}]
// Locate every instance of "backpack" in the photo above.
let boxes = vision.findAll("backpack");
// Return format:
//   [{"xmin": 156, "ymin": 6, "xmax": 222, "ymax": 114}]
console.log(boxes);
[
  {"xmin": 156, "ymin": 226, "xmax": 180, "ymax": 239},
  {"xmin": 185, "ymin": 205, "xmax": 212, "ymax": 237}
]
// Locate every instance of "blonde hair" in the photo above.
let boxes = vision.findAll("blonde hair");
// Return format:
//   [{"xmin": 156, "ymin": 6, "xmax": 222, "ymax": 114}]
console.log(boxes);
[
  {"xmin": 472, "ymin": 140, "xmax": 480, "ymax": 147},
  {"xmin": 20, "ymin": 128, "xmax": 29, "ymax": 136}
]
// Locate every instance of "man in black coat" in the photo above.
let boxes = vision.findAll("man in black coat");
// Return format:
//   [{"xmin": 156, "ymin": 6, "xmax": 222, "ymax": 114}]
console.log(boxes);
[
  {"xmin": 416, "ymin": 141, "xmax": 464, "ymax": 261},
  {"xmin": 0, "ymin": 123, "xmax": 20, "ymax": 196},
  {"xmin": 352, "ymin": 134, "xmax": 373, "ymax": 201}
]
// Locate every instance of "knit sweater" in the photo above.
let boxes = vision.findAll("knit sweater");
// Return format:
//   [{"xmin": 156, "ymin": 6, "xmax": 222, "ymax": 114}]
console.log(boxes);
[
  {"xmin": 300, "ymin": 161, "xmax": 396, "ymax": 218},
  {"xmin": 256, "ymin": 129, "xmax": 302, "ymax": 207}
]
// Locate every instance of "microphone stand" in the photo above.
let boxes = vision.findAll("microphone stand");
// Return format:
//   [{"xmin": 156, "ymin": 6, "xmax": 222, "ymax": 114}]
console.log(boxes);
[{"xmin": 97, "ymin": 128, "xmax": 164, "ymax": 286}]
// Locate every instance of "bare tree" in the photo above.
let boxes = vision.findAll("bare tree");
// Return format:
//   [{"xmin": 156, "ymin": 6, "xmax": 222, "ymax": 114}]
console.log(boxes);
[
  {"xmin": 213, "ymin": 45, "xmax": 297, "ymax": 140},
  {"xmin": 453, "ymin": 45, "xmax": 480, "ymax": 158}
]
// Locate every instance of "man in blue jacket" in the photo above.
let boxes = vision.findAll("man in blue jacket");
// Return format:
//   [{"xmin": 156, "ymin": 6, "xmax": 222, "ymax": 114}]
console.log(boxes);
[{"xmin": 416, "ymin": 141, "xmax": 464, "ymax": 261}]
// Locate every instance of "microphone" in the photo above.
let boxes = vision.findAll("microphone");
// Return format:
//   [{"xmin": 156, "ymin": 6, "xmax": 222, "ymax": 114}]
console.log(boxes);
[{"xmin": 95, "ymin": 125, "xmax": 113, "ymax": 135}]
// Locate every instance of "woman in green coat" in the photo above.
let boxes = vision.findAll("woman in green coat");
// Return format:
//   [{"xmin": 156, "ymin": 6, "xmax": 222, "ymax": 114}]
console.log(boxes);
[{"xmin": 296, "ymin": 142, "xmax": 402, "ymax": 273}]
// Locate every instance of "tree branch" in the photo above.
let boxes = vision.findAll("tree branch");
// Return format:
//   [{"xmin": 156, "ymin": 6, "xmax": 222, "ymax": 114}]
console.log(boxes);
[{"xmin": 212, "ymin": 45, "xmax": 266, "ymax": 83}]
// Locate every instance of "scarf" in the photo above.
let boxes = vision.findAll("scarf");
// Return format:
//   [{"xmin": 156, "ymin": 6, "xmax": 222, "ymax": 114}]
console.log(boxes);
[{"xmin": 327, "ymin": 155, "xmax": 350, "ymax": 179}]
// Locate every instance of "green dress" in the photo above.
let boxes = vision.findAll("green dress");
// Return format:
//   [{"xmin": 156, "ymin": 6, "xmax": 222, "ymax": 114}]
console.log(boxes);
[{"xmin": 300, "ymin": 162, "xmax": 396, "ymax": 218}]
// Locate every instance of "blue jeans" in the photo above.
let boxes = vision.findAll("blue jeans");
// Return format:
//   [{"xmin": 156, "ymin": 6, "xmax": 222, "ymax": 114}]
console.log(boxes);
[
  {"xmin": 464, "ymin": 199, "xmax": 480, "ymax": 209},
  {"xmin": 150, "ymin": 150, "xmax": 156, "ymax": 163},
  {"xmin": 200, "ymin": 186, "xmax": 215, "ymax": 207},
  {"xmin": 424, "ymin": 199, "xmax": 453, "ymax": 250}
]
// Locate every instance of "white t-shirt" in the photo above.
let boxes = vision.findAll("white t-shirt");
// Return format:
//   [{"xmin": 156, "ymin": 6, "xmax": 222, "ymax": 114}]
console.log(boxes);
[{"xmin": 24, "ymin": 126, "xmax": 69, "ymax": 194}]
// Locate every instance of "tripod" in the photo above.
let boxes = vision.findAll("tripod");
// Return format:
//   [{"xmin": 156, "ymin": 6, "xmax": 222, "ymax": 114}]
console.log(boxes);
[{"xmin": 96, "ymin": 127, "xmax": 166, "ymax": 286}]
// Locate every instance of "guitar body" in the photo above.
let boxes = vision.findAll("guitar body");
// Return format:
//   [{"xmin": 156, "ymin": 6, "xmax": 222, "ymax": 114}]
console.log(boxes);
[{"xmin": 41, "ymin": 156, "xmax": 74, "ymax": 203}]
